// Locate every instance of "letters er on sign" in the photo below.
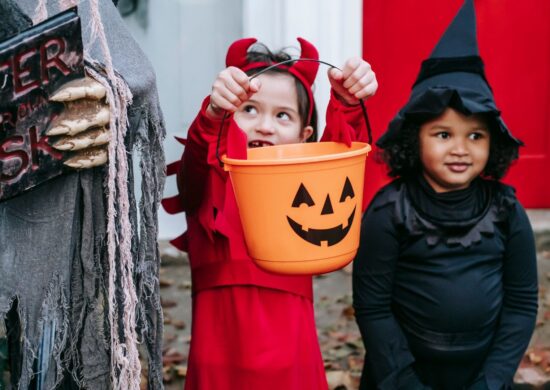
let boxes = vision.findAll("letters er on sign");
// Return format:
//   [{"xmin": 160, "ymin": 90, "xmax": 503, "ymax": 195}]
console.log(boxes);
[{"xmin": 0, "ymin": 8, "xmax": 84, "ymax": 201}]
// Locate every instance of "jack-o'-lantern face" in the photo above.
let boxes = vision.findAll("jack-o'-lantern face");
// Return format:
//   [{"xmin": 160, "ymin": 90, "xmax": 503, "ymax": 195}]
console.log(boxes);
[{"xmin": 286, "ymin": 177, "xmax": 356, "ymax": 247}]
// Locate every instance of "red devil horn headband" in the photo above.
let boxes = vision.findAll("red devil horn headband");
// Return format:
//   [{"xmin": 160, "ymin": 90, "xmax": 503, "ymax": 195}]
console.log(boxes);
[
  {"xmin": 293, "ymin": 37, "xmax": 319, "ymax": 87},
  {"xmin": 226, "ymin": 37, "xmax": 319, "ymax": 88},
  {"xmin": 225, "ymin": 37, "xmax": 258, "ymax": 69},
  {"xmin": 225, "ymin": 37, "xmax": 319, "ymax": 122}
]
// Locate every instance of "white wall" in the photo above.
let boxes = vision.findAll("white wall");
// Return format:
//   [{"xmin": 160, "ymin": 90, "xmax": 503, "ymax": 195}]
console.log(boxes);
[
  {"xmin": 243, "ymin": 0, "xmax": 363, "ymax": 132},
  {"xmin": 123, "ymin": 0, "xmax": 362, "ymax": 238},
  {"xmin": 124, "ymin": 0, "xmax": 244, "ymax": 238}
]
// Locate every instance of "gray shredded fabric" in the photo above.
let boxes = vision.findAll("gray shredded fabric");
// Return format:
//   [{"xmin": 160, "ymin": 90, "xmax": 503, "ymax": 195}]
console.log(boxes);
[{"xmin": 0, "ymin": 1, "xmax": 165, "ymax": 389}]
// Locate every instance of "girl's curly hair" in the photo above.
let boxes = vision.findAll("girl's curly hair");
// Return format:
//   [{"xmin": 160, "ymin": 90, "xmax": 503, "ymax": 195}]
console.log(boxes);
[
  {"xmin": 246, "ymin": 43, "xmax": 318, "ymax": 142},
  {"xmin": 378, "ymin": 114, "xmax": 519, "ymax": 180}
]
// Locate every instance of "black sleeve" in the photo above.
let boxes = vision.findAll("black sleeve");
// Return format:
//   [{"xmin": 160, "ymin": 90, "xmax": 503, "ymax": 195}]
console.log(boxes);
[
  {"xmin": 481, "ymin": 202, "xmax": 538, "ymax": 389},
  {"xmin": 353, "ymin": 201, "xmax": 425, "ymax": 389}
]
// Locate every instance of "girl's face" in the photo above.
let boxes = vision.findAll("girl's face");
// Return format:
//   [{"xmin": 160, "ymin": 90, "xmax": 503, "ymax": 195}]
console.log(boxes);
[
  {"xmin": 234, "ymin": 72, "xmax": 313, "ymax": 148},
  {"xmin": 418, "ymin": 108, "xmax": 490, "ymax": 193}
]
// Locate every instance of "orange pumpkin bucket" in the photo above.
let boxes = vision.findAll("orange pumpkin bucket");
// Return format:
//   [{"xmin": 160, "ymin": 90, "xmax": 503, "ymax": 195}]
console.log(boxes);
[
  {"xmin": 222, "ymin": 141, "xmax": 371, "ymax": 275},
  {"xmin": 218, "ymin": 57, "xmax": 373, "ymax": 275}
]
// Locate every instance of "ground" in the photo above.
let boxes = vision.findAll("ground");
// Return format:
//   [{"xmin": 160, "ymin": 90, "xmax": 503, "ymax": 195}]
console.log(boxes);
[{"xmin": 155, "ymin": 230, "xmax": 550, "ymax": 390}]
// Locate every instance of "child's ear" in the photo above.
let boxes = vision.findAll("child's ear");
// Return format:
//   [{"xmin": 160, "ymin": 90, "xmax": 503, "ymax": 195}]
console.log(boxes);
[{"xmin": 301, "ymin": 126, "xmax": 314, "ymax": 142}]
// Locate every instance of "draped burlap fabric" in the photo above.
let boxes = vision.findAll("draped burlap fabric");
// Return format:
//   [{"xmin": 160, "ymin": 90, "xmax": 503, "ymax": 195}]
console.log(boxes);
[{"xmin": 0, "ymin": 1, "xmax": 165, "ymax": 388}]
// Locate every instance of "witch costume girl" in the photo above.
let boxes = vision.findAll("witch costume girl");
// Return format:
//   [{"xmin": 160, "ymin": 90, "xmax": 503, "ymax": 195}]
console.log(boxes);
[{"xmin": 352, "ymin": 1, "xmax": 538, "ymax": 389}]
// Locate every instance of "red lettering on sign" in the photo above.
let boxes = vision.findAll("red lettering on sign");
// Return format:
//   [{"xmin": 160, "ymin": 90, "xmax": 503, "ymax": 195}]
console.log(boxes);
[
  {"xmin": 17, "ymin": 104, "xmax": 27, "ymax": 120},
  {"xmin": 29, "ymin": 125, "xmax": 62, "ymax": 169},
  {"xmin": 8, "ymin": 37, "xmax": 72, "ymax": 98},
  {"xmin": 13, "ymin": 49, "xmax": 40, "ymax": 96},
  {"xmin": 0, "ymin": 136, "xmax": 28, "ymax": 182},
  {"xmin": 0, "ymin": 125, "xmax": 62, "ymax": 182},
  {"xmin": 40, "ymin": 38, "xmax": 71, "ymax": 85},
  {"xmin": 16, "ymin": 95, "xmax": 49, "ymax": 121}
]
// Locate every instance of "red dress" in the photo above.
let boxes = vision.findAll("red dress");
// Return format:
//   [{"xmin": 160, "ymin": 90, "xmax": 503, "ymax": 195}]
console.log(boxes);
[{"xmin": 162, "ymin": 93, "xmax": 369, "ymax": 390}]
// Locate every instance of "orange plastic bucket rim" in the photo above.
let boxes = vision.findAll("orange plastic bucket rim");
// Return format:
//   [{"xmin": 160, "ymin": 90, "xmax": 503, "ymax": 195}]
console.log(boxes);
[{"xmin": 222, "ymin": 141, "xmax": 371, "ymax": 167}]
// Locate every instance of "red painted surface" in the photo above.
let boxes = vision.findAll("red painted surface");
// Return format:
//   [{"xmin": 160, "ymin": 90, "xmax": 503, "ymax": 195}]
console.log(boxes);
[{"xmin": 362, "ymin": 0, "xmax": 550, "ymax": 207}]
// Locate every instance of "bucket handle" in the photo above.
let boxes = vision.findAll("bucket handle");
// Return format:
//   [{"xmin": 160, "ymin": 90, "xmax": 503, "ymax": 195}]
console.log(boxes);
[{"xmin": 215, "ymin": 58, "xmax": 374, "ymax": 167}]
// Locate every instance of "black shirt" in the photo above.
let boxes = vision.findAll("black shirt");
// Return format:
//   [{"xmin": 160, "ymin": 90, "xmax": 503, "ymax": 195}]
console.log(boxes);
[{"xmin": 353, "ymin": 177, "xmax": 538, "ymax": 390}]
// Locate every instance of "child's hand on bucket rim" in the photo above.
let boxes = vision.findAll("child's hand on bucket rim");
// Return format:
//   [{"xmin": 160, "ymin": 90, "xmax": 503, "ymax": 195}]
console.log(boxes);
[
  {"xmin": 207, "ymin": 66, "xmax": 261, "ymax": 119},
  {"xmin": 328, "ymin": 57, "xmax": 378, "ymax": 106}
]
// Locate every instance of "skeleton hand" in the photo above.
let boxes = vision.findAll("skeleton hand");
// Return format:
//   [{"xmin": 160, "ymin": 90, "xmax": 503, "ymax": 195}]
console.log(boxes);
[{"xmin": 46, "ymin": 76, "xmax": 110, "ymax": 169}]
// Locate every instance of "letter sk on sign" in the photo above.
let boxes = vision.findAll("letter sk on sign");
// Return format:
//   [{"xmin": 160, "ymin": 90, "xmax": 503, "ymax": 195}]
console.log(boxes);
[{"xmin": 0, "ymin": 8, "xmax": 84, "ymax": 201}]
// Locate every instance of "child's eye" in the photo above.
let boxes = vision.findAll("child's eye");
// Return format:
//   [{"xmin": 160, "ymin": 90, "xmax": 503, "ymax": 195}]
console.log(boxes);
[
  {"xmin": 277, "ymin": 112, "xmax": 291, "ymax": 121},
  {"xmin": 469, "ymin": 132, "xmax": 486, "ymax": 140},
  {"xmin": 436, "ymin": 131, "xmax": 450, "ymax": 139},
  {"xmin": 243, "ymin": 105, "xmax": 257, "ymax": 114}
]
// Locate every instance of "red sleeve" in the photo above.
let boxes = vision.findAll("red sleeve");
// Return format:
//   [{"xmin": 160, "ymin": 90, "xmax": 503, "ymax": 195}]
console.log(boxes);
[
  {"xmin": 321, "ymin": 90, "xmax": 370, "ymax": 145},
  {"xmin": 161, "ymin": 96, "xmax": 248, "ymax": 250},
  {"xmin": 178, "ymin": 97, "xmax": 247, "ymax": 213},
  {"xmin": 179, "ymin": 97, "xmax": 222, "ymax": 213},
  {"xmin": 321, "ymin": 90, "xmax": 372, "ymax": 212}
]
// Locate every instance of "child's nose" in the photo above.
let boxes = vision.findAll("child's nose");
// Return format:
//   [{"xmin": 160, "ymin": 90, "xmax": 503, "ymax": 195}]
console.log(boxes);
[
  {"xmin": 451, "ymin": 138, "xmax": 468, "ymax": 155},
  {"xmin": 255, "ymin": 116, "xmax": 275, "ymax": 135}
]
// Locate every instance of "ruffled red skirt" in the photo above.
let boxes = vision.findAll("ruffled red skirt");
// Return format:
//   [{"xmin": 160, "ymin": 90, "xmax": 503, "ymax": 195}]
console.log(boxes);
[{"xmin": 184, "ymin": 285, "xmax": 328, "ymax": 390}]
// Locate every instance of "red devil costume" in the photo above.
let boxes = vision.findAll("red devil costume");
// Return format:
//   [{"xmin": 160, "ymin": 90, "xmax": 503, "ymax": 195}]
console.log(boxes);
[{"xmin": 162, "ymin": 37, "xmax": 370, "ymax": 389}]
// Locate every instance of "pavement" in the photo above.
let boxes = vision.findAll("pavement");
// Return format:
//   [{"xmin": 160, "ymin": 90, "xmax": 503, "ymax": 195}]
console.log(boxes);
[
  {"xmin": 531, "ymin": 207, "xmax": 550, "ymax": 247},
  {"xmin": 528, "ymin": 209, "xmax": 550, "ymax": 237},
  {"xmin": 520, "ymin": 209, "xmax": 550, "ymax": 388}
]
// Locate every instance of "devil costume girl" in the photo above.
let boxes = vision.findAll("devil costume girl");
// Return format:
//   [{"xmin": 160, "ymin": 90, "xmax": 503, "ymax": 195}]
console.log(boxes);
[
  {"xmin": 353, "ymin": 1, "xmax": 538, "ymax": 389},
  {"xmin": 162, "ymin": 38, "xmax": 372, "ymax": 389}
]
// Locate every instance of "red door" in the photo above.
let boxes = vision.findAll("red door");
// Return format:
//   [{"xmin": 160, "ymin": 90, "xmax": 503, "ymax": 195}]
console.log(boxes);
[{"xmin": 362, "ymin": 0, "xmax": 550, "ymax": 207}]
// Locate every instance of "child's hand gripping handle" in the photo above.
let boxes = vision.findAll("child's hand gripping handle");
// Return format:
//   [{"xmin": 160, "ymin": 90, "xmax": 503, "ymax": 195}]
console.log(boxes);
[{"xmin": 215, "ymin": 58, "xmax": 375, "ymax": 167}]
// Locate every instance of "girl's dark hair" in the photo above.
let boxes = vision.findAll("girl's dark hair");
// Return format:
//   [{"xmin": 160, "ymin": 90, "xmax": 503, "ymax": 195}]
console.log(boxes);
[
  {"xmin": 377, "ymin": 122, "xmax": 421, "ymax": 178},
  {"xmin": 483, "ymin": 117, "xmax": 520, "ymax": 179},
  {"xmin": 378, "ymin": 112, "xmax": 519, "ymax": 180},
  {"xmin": 246, "ymin": 43, "xmax": 318, "ymax": 142}
]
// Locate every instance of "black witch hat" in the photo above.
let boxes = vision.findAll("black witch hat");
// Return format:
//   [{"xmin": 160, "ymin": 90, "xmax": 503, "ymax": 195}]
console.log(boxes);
[{"xmin": 377, "ymin": 0, "xmax": 521, "ymax": 148}]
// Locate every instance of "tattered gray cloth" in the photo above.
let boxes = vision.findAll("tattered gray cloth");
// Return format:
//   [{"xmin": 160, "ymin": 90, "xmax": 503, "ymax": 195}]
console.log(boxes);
[{"xmin": 0, "ymin": 0, "xmax": 165, "ymax": 389}]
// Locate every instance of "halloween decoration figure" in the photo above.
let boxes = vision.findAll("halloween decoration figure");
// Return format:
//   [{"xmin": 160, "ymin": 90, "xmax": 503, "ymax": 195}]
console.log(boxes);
[
  {"xmin": 0, "ymin": 0, "xmax": 165, "ymax": 389},
  {"xmin": 223, "ymin": 141, "xmax": 370, "ymax": 275},
  {"xmin": 0, "ymin": 8, "xmax": 111, "ymax": 201},
  {"xmin": 353, "ymin": 1, "xmax": 537, "ymax": 389}
]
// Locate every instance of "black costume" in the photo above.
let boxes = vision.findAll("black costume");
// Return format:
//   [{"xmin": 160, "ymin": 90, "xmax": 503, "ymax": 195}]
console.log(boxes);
[
  {"xmin": 353, "ymin": 0, "xmax": 538, "ymax": 389},
  {"xmin": 353, "ymin": 177, "xmax": 537, "ymax": 389}
]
